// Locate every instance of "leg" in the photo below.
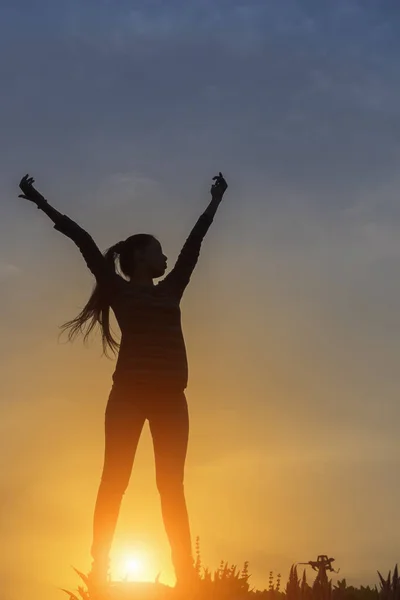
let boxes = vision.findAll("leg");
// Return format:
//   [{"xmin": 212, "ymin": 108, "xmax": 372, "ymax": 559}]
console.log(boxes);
[
  {"xmin": 91, "ymin": 384, "xmax": 146, "ymax": 580},
  {"xmin": 148, "ymin": 391, "xmax": 192, "ymax": 585}
]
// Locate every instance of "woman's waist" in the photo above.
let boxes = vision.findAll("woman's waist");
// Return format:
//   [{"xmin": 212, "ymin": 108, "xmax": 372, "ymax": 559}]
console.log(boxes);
[
  {"xmin": 115, "ymin": 348, "xmax": 188, "ymax": 369},
  {"xmin": 118, "ymin": 335, "xmax": 187, "ymax": 356},
  {"xmin": 112, "ymin": 360, "xmax": 189, "ymax": 391}
]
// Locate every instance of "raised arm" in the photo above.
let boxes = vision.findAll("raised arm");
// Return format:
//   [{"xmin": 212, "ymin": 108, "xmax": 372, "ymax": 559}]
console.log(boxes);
[
  {"xmin": 18, "ymin": 174, "xmax": 117, "ymax": 286},
  {"xmin": 163, "ymin": 172, "xmax": 228, "ymax": 298}
]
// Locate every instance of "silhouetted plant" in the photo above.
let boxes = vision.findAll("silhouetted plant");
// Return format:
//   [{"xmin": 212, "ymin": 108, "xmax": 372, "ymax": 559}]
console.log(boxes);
[
  {"xmin": 60, "ymin": 558, "xmax": 400, "ymax": 600},
  {"xmin": 269, "ymin": 572, "xmax": 275, "ymax": 592},
  {"xmin": 199, "ymin": 561, "xmax": 251, "ymax": 599},
  {"xmin": 378, "ymin": 565, "xmax": 400, "ymax": 600},
  {"xmin": 332, "ymin": 580, "xmax": 379, "ymax": 600},
  {"xmin": 61, "ymin": 568, "xmax": 92, "ymax": 600},
  {"xmin": 195, "ymin": 536, "xmax": 202, "ymax": 577},
  {"xmin": 286, "ymin": 565, "xmax": 301, "ymax": 600},
  {"xmin": 312, "ymin": 573, "xmax": 332, "ymax": 600}
]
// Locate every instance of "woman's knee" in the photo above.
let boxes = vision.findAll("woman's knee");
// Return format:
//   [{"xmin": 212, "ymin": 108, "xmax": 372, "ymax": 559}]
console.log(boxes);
[
  {"xmin": 156, "ymin": 470, "xmax": 185, "ymax": 497},
  {"xmin": 99, "ymin": 467, "xmax": 131, "ymax": 497}
]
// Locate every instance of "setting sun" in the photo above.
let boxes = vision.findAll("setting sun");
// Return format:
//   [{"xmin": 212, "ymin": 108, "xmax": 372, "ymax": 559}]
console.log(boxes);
[
  {"xmin": 113, "ymin": 550, "xmax": 153, "ymax": 582},
  {"xmin": 125, "ymin": 556, "xmax": 143, "ymax": 578}
]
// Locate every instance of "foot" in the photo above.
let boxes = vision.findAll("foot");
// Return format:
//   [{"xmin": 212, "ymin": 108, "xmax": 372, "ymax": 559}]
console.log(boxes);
[
  {"xmin": 88, "ymin": 558, "xmax": 110, "ymax": 592},
  {"xmin": 175, "ymin": 565, "xmax": 200, "ymax": 593}
]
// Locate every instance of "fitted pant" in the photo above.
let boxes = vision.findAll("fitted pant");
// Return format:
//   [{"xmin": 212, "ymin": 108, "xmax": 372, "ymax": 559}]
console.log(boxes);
[{"xmin": 91, "ymin": 381, "xmax": 192, "ymax": 580}]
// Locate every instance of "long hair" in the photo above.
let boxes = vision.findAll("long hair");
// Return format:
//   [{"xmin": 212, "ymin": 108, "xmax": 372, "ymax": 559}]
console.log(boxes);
[{"xmin": 61, "ymin": 233, "xmax": 156, "ymax": 356}]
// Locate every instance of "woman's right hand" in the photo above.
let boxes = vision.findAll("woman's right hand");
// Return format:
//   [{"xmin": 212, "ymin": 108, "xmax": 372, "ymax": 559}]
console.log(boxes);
[{"xmin": 19, "ymin": 174, "xmax": 46, "ymax": 205}]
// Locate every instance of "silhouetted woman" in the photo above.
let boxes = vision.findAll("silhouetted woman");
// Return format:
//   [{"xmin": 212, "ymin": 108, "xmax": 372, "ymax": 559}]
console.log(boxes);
[{"xmin": 18, "ymin": 172, "xmax": 228, "ymax": 588}]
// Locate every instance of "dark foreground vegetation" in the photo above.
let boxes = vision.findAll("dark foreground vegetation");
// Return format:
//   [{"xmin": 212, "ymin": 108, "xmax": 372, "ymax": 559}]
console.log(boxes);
[{"xmin": 62, "ymin": 540, "xmax": 400, "ymax": 600}]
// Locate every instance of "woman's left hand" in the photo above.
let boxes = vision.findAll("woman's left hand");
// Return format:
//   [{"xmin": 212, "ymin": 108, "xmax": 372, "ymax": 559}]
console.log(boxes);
[{"xmin": 211, "ymin": 172, "xmax": 228, "ymax": 201}]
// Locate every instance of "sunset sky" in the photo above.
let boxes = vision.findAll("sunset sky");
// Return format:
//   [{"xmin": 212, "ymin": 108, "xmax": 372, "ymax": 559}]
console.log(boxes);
[{"xmin": 2, "ymin": 1, "xmax": 400, "ymax": 598}]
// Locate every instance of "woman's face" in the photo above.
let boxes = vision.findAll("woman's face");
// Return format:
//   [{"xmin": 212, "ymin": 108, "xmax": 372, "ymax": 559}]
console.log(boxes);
[{"xmin": 137, "ymin": 238, "xmax": 168, "ymax": 278}]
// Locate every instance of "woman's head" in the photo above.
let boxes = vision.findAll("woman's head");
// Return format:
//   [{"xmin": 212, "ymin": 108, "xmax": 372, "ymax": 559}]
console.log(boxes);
[
  {"xmin": 61, "ymin": 232, "xmax": 167, "ymax": 356},
  {"xmin": 117, "ymin": 234, "xmax": 168, "ymax": 280}
]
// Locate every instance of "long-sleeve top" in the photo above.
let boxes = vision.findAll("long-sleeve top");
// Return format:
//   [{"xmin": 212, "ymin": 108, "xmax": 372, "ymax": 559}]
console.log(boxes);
[{"xmin": 54, "ymin": 213, "xmax": 213, "ymax": 391}]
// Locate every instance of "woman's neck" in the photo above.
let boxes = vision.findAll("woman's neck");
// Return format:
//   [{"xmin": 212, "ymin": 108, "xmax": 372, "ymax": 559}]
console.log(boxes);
[{"xmin": 129, "ymin": 270, "xmax": 154, "ymax": 287}]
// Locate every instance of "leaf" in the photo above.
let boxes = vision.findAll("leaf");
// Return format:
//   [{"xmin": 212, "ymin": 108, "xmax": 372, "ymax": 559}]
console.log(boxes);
[
  {"xmin": 77, "ymin": 585, "xmax": 90, "ymax": 600},
  {"xmin": 378, "ymin": 571, "xmax": 387, "ymax": 589},
  {"xmin": 72, "ymin": 567, "xmax": 89, "ymax": 587},
  {"xmin": 60, "ymin": 589, "xmax": 80, "ymax": 600}
]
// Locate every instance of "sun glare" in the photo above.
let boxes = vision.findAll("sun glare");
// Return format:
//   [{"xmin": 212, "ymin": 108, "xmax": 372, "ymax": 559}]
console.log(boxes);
[
  {"xmin": 125, "ymin": 556, "xmax": 143, "ymax": 578},
  {"xmin": 114, "ymin": 550, "xmax": 152, "ymax": 582}
]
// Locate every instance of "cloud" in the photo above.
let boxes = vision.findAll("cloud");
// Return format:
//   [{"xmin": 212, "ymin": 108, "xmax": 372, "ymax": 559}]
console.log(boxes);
[{"xmin": 93, "ymin": 172, "xmax": 161, "ymax": 208}]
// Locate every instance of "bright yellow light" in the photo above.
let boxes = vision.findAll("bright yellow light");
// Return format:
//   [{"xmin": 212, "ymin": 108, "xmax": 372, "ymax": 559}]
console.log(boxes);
[
  {"xmin": 124, "ymin": 556, "xmax": 143, "ymax": 578},
  {"xmin": 114, "ymin": 550, "xmax": 153, "ymax": 582}
]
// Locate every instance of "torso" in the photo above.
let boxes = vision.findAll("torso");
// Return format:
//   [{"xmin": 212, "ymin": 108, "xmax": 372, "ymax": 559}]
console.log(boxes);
[{"xmin": 110, "ymin": 279, "xmax": 189, "ymax": 391}]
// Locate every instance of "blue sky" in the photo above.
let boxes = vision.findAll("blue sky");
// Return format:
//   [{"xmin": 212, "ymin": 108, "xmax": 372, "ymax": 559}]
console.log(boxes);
[
  {"xmin": 3, "ymin": 0, "xmax": 400, "ymax": 197},
  {"xmin": 2, "ymin": 1, "xmax": 400, "ymax": 598}
]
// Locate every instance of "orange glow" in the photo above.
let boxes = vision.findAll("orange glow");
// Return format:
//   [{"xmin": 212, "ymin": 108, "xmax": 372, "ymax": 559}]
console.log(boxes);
[{"xmin": 113, "ymin": 550, "xmax": 152, "ymax": 582}]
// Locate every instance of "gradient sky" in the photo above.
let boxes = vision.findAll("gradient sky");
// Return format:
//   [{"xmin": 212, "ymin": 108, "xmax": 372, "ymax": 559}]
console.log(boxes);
[{"xmin": 2, "ymin": 1, "xmax": 400, "ymax": 598}]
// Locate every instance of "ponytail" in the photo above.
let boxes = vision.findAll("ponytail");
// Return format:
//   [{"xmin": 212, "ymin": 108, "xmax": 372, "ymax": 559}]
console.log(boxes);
[
  {"xmin": 60, "ymin": 233, "xmax": 156, "ymax": 356},
  {"xmin": 60, "ymin": 242, "xmax": 123, "ymax": 357}
]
